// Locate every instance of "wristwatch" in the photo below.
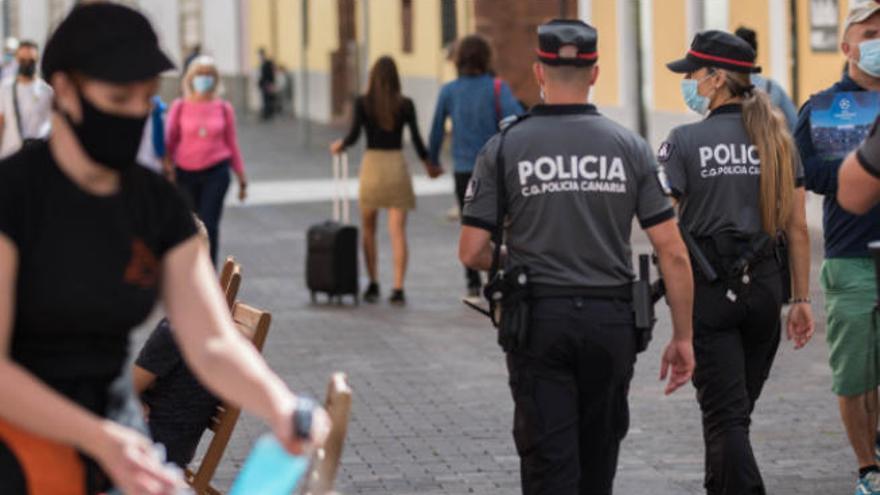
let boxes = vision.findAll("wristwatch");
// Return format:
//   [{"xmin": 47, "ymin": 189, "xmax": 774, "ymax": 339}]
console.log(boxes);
[{"xmin": 293, "ymin": 397, "xmax": 316, "ymax": 441}]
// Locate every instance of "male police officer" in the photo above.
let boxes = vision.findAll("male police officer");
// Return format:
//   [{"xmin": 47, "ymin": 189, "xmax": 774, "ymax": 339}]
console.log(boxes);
[{"xmin": 458, "ymin": 20, "xmax": 696, "ymax": 494}]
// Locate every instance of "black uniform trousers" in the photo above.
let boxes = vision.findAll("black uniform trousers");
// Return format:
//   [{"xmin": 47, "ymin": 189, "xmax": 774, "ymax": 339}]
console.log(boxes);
[
  {"xmin": 691, "ymin": 258, "xmax": 783, "ymax": 495},
  {"xmin": 455, "ymin": 172, "xmax": 482, "ymax": 289},
  {"xmin": 506, "ymin": 297, "xmax": 636, "ymax": 495}
]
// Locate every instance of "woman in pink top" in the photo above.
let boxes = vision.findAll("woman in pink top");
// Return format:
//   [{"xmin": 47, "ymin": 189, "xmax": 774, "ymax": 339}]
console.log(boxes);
[{"xmin": 166, "ymin": 55, "xmax": 248, "ymax": 264}]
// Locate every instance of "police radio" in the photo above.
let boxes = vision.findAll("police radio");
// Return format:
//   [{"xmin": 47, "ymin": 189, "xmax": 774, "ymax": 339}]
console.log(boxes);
[{"xmin": 634, "ymin": 254, "xmax": 661, "ymax": 353}]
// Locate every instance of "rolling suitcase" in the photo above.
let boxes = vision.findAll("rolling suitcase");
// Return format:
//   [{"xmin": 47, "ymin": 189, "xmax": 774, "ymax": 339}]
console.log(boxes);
[{"xmin": 306, "ymin": 152, "xmax": 359, "ymax": 305}]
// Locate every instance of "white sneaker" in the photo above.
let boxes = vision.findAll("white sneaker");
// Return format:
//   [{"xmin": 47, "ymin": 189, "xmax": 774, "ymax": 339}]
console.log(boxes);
[{"xmin": 855, "ymin": 471, "xmax": 880, "ymax": 495}]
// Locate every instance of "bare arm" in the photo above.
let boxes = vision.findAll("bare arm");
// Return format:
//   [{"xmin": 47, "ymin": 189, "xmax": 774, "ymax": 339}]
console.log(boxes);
[
  {"xmin": 459, "ymin": 226, "xmax": 493, "ymax": 271},
  {"xmin": 644, "ymin": 218, "xmax": 695, "ymax": 395},
  {"xmin": 838, "ymin": 151, "xmax": 880, "ymax": 214},
  {"xmin": 132, "ymin": 365, "xmax": 157, "ymax": 395},
  {"xmin": 645, "ymin": 219, "xmax": 693, "ymax": 342},
  {"xmin": 161, "ymin": 237, "xmax": 328, "ymax": 453},
  {"xmin": 784, "ymin": 187, "xmax": 814, "ymax": 349},
  {"xmin": 0, "ymin": 234, "xmax": 180, "ymax": 493}
]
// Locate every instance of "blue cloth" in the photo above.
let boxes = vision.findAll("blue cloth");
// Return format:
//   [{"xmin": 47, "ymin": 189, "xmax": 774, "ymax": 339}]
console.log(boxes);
[
  {"xmin": 794, "ymin": 73, "xmax": 880, "ymax": 258},
  {"xmin": 151, "ymin": 95, "xmax": 166, "ymax": 158},
  {"xmin": 751, "ymin": 74, "xmax": 798, "ymax": 131},
  {"xmin": 428, "ymin": 74, "xmax": 523, "ymax": 173}
]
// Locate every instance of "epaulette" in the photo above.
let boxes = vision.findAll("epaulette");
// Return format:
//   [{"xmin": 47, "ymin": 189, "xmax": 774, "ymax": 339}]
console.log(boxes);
[{"xmin": 499, "ymin": 112, "xmax": 531, "ymax": 132}]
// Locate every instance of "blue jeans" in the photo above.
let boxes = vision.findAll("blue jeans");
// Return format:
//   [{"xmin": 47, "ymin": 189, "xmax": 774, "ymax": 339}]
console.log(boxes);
[{"xmin": 175, "ymin": 160, "xmax": 231, "ymax": 264}]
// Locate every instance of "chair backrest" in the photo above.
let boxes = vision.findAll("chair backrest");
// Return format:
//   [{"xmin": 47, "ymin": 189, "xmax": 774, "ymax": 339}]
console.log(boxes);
[
  {"xmin": 301, "ymin": 373, "xmax": 353, "ymax": 495},
  {"xmin": 219, "ymin": 257, "xmax": 242, "ymax": 309},
  {"xmin": 225, "ymin": 267, "xmax": 242, "ymax": 310},
  {"xmin": 218, "ymin": 256, "xmax": 236, "ymax": 292},
  {"xmin": 186, "ymin": 302, "xmax": 272, "ymax": 495}
]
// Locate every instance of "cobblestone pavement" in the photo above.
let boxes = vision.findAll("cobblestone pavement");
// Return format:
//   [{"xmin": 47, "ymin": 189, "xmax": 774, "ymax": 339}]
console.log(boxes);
[{"xmin": 135, "ymin": 117, "xmax": 854, "ymax": 494}]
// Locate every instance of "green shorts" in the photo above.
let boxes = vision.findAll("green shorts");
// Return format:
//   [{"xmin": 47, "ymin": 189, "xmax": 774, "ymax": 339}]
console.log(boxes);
[{"xmin": 820, "ymin": 258, "xmax": 880, "ymax": 397}]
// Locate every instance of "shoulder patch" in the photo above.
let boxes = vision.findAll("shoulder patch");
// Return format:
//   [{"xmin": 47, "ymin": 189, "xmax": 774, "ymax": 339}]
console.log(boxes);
[
  {"xmin": 464, "ymin": 178, "xmax": 480, "ymax": 203},
  {"xmin": 657, "ymin": 141, "xmax": 674, "ymax": 163}
]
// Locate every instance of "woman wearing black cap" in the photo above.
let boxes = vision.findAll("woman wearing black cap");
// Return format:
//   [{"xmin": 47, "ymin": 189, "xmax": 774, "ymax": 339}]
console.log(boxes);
[
  {"xmin": 660, "ymin": 30, "xmax": 813, "ymax": 494},
  {"xmin": 0, "ymin": 5, "xmax": 328, "ymax": 495}
]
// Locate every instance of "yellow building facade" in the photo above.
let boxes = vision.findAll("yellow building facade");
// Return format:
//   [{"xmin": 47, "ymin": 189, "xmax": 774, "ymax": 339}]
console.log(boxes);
[{"xmin": 245, "ymin": 0, "xmax": 867, "ymax": 145}]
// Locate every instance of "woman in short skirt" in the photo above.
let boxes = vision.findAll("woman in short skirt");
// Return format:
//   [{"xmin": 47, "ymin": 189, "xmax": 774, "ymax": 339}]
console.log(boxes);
[{"xmin": 331, "ymin": 56, "xmax": 434, "ymax": 305}]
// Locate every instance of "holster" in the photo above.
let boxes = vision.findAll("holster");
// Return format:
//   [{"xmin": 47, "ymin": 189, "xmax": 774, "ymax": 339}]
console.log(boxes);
[
  {"xmin": 485, "ymin": 265, "xmax": 531, "ymax": 353},
  {"xmin": 632, "ymin": 254, "xmax": 655, "ymax": 353}
]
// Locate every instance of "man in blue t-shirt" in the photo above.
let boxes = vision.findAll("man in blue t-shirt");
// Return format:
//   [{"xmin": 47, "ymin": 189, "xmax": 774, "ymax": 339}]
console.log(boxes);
[
  {"xmin": 794, "ymin": 4, "xmax": 880, "ymax": 492},
  {"xmin": 428, "ymin": 35, "xmax": 523, "ymax": 302}
]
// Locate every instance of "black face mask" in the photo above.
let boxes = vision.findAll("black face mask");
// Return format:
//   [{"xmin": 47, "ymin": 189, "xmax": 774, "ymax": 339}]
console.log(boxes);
[
  {"xmin": 17, "ymin": 60, "xmax": 35, "ymax": 78},
  {"xmin": 64, "ymin": 91, "xmax": 147, "ymax": 171}
]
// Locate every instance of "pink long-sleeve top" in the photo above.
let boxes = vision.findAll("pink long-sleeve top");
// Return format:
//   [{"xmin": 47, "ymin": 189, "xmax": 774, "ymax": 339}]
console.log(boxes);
[{"xmin": 166, "ymin": 98, "xmax": 245, "ymax": 175}]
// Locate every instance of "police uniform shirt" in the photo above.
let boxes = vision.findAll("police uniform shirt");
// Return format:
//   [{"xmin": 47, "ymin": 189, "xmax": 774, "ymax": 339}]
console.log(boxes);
[
  {"xmin": 857, "ymin": 114, "xmax": 880, "ymax": 179},
  {"xmin": 659, "ymin": 104, "xmax": 805, "ymax": 237},
  {"xmin": 462, "ymin": 104, "xmax": 674, "ymax": 288}
]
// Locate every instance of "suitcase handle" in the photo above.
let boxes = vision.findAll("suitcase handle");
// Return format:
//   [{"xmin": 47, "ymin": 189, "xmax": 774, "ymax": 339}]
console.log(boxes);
[{"xmin": 332, "ymin": 153, "xmax": 350, "ymax": 223}]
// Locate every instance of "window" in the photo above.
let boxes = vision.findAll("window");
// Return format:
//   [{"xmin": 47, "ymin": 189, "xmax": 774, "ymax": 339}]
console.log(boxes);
[
  {"xmin": 441, "ymin": 0, "xmax": 457, "ymax": 47},
  {"xmin": 401, "ymin": 0, "xmax": 413, "ymax": 53}
]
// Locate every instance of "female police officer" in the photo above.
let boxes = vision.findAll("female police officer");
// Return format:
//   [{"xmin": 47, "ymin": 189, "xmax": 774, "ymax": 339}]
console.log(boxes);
[{"xmin": 661, "ymin": 31, "xmax": 814, "ymax": 495}]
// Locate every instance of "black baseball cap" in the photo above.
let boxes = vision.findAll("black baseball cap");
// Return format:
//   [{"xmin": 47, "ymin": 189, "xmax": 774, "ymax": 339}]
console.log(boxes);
[
  {"xmin": 41, "ymin": 3, "xmax": 174, "ymax": 83},
  {"xmin": 537, "ymin": 19, "xmax": 598, "ymax": 67},
  {"xmin": 667, "ymin": 30, "xmax": 760, "ymax": 74}
]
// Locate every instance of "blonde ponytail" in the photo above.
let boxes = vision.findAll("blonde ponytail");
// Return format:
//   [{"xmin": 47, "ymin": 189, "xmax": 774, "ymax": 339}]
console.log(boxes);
[{"xmin": 724, "ymin": 73, "xmax": 796, "ymax": 235}]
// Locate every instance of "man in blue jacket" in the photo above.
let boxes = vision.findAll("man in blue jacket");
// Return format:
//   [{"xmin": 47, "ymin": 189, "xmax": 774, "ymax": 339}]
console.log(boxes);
[
  {"xmin": 428, "ymin": 35, "xmax": 522, "ymax": 302},
  {"xmin": 794, "ymin": 4, "xmax": 880, "ymax": 493}
]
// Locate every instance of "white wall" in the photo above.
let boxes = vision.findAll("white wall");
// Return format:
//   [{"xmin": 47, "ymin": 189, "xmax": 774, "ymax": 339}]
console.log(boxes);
[
  {"xmin": 18, "ymin": 0, "xmax": 49, "ymax": 46},
  {"xmin": 200, "ymin": 0, "xmax": 241, "ymax": 75},
  {"xmin": 136, "ymin": 0, "xmax": 182, "ymax": 68}
]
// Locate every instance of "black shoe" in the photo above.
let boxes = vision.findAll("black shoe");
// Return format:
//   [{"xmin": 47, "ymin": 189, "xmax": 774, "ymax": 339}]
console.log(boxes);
[
  {"xmin": 389, "ymin": 289, "xmax": 406, "ymax": 306},
  {"xmin": 363, "ymin": 282, "xmax": 380, "ymax": 303}
]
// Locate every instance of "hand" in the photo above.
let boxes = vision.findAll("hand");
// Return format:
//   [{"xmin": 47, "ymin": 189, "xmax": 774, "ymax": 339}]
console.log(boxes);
[
  {"xmin": 786, "ymin": 302, "xmax": 814, "ymax": 350},
  {"xmin": 659, "ymin": 339, "xmax": 695, "ymax": 395},
  {"xmin": 238, "ymin": 180, "xmax": 248, "ymax": 202},
  {"xmin": 271, "ymin": 396, "xmax": 332, "ymax": 456},
  {"xmin": 88, "ymin": 421, "xmax": 185, "ymax": 495},
  {"xmin": 424, "ymin": 161, "xmax": 443, "ymax": 179},
  {"xmin": 162, "ymin": 157, "xmax": 176, "ymax": 184},
  {"xmin": 329, "ymin": 139, "xmax": 344, "ymax": 155}
]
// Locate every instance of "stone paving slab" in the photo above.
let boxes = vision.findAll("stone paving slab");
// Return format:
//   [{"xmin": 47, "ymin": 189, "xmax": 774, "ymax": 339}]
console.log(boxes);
[{"xmin": 132, "ymin": 118, "xmax": 854, "ymax": 494}]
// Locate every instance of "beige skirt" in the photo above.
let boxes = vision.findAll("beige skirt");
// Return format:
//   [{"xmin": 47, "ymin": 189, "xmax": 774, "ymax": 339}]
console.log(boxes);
[{"xmin": 358, "ymin": 149, "xmax": 416, "ymax": 210}]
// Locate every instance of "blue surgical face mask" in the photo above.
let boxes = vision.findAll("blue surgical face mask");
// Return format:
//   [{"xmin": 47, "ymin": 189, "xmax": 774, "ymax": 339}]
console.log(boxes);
[
  {"xmin": 858, "ymin": 39, "xmax": 880, "ymax": 78},
  {"xmin": 192, "ymin": 75, "xmax": 215, "ymax": 94},
  {"xmin": 680, "ymin": 73, "xmax": 714, "ymax": 115}
]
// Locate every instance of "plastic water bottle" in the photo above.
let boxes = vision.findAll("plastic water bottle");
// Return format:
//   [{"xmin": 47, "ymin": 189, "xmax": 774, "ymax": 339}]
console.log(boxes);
[{"xmin": 228, "ymin": 434, "xmax": 310, "ymax": 495}]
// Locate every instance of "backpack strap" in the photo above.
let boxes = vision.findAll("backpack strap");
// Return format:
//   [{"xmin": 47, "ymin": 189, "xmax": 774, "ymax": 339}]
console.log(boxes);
[
  {"xmin": 12, "ymin": 79, "xmax": 24, "ymax": 140},
  {"xmin": 493, "ymin": 77, "xmax": 502, "ymax": 124}
]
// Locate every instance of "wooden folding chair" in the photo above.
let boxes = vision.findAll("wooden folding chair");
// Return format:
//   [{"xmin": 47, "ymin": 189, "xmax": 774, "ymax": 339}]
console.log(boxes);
[
  {"xmin": 185, "ymin": 302, "xmax": 272, "ymax": 495},
  {"xmin": 301, "ymin": 373, "xmax": 353, "ymax": 495}
]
